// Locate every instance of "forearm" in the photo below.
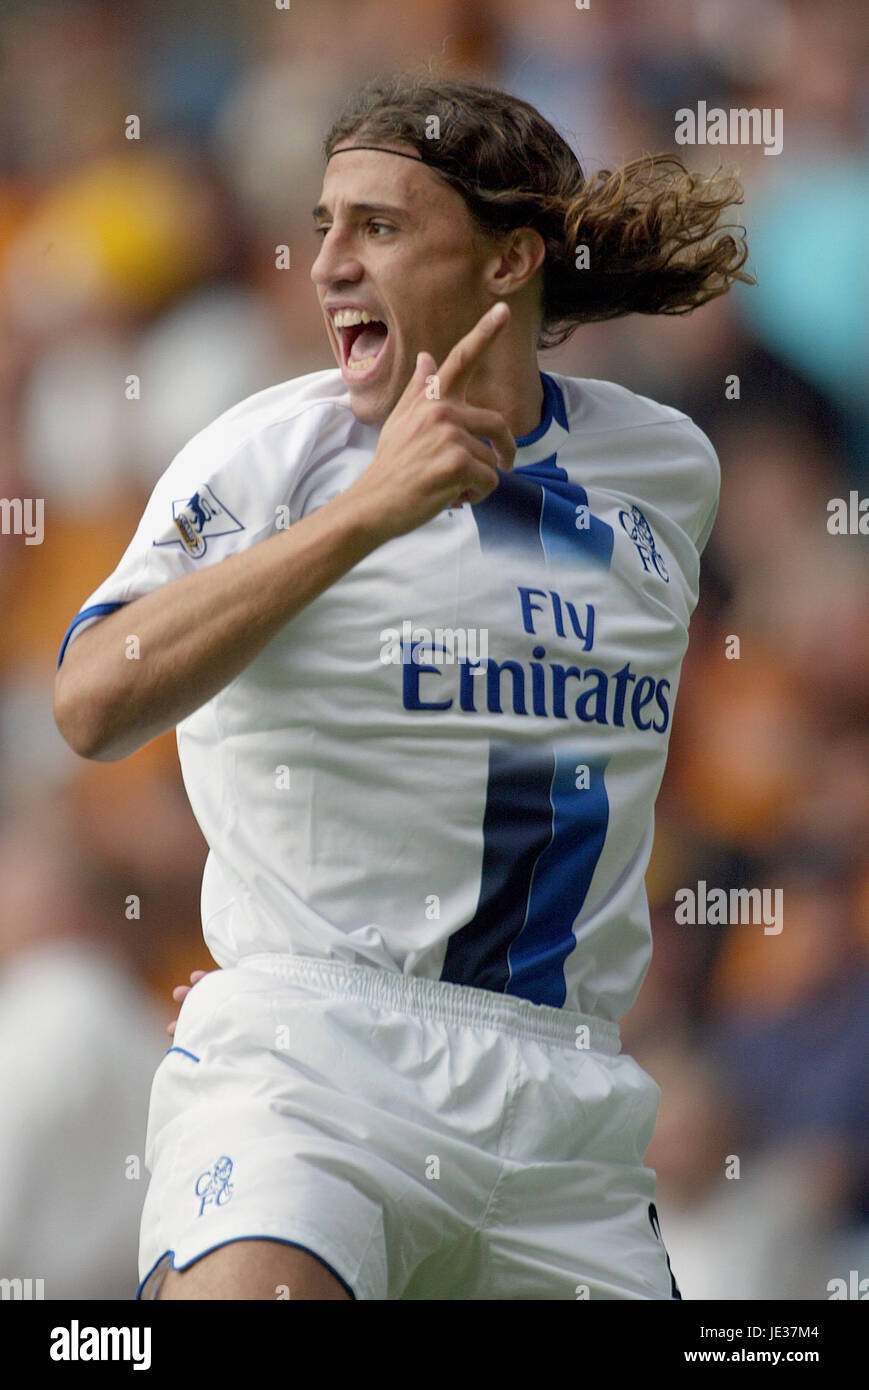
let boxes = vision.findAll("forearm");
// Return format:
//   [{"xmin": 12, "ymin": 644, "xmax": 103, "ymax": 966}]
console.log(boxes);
[{"xmin": 54, "ymin": 491, "xmax": 383, "ymax": 761}]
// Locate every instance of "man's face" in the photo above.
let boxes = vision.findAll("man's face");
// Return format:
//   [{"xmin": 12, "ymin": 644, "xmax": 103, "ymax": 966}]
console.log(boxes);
[{"xmin": 311, "ymin": 144, "xmax": 496, "ymax": 425}]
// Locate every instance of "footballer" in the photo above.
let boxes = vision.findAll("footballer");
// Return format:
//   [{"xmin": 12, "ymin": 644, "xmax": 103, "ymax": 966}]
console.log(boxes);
[{"xmin": 54, "ymin": 75, "xmax": 751, "ymax": 1300}]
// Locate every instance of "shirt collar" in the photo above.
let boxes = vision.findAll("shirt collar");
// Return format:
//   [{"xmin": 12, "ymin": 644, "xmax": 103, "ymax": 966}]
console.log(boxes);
[{"xmin": 513, "ymin": 372, "xmax": 570, "ymax": 468}]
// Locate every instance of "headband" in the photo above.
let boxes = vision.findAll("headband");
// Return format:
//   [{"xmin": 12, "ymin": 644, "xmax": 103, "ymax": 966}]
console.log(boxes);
[
  {"xmin": 327, "ymin": 143, "xmax": 481, "ymax": 192},
  {"xmin": 328, "ymin": 145, "xmax": 426, "ymax": 163}
]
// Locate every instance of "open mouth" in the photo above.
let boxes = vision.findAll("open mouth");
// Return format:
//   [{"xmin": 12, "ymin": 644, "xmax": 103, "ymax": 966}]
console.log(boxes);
[{"xmin": 332, "ymin": 309, "xmax": 389, "ymax": 375}]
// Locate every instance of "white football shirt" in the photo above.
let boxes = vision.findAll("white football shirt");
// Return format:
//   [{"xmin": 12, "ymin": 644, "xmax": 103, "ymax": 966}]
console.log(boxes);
[{"xmin": 58, "ymin": 368, "xmax": 719, "ymax": 1023}]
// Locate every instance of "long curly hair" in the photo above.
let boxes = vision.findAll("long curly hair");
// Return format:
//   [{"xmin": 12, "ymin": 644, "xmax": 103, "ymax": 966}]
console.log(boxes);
[{"xmin": 323, "ymin": 75, "xmax": 755, "ymax": 349}]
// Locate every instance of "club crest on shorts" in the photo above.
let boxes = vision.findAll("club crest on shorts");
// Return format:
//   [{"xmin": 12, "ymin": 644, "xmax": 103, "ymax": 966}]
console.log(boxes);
[
  {"xmin": 195, "ymin": 1156, "xmax": 234, "ymax": 1215},
  {"xmin": 618, "ymin": 504, "xmax": 669, "ymax": 581},
  {"xmin": 153, "ymin": 484, "xmax": 244, "ymax": 559}
]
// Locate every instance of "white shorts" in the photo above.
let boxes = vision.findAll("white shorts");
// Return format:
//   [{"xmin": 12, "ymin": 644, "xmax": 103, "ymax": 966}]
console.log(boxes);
[{"xmin": 137, "ymin": 954, "xmax": 680, "ymax": 1300}]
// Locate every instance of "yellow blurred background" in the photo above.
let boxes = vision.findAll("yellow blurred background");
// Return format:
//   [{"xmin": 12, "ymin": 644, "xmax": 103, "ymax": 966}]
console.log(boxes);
[{"xmin": 0, "ymin": 0, "xmax": 866, "ymax": 1299}]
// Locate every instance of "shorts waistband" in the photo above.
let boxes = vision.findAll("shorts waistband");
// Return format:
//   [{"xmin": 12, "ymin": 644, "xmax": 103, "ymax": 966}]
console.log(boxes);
[{"xmin": 241, "ymin": 953, "xmax": 621, "ymax": 1055}]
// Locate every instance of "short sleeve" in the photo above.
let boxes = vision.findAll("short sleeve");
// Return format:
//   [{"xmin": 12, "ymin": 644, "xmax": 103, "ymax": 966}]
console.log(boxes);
[
  {"xmin": 57, "ymin": 394, "xmax": 347, "ymax": 667},
  {"xmin": 690, "ymin": 426, "xmax": 721, "ymax": 557},
  {"xmin": 644, "ymin": 414, "xmax": 721, "ymax": 559}
]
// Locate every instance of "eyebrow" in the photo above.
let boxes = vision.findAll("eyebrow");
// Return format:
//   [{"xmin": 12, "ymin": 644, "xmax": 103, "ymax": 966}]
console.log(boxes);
[{"xmin": 311, "ymin": 201, "xmax": 408, "ymax": 222}]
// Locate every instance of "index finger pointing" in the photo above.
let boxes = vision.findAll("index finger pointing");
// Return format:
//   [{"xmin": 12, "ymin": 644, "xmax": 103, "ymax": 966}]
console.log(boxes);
[{"xmin": 436, "ymin": 302, "xmax": 510, "ymax": 397}]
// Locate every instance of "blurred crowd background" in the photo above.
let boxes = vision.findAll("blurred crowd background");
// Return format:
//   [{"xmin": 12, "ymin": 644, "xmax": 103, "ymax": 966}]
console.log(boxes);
[{"xmin": 0, "ymin": 0, "xmax": 866, "ymax": 1300}]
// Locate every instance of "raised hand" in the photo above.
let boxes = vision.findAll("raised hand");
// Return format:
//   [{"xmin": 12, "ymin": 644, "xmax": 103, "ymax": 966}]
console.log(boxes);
[{"xmin": 348, "ymin": 301, "xmax": 516, "ymax": 542}]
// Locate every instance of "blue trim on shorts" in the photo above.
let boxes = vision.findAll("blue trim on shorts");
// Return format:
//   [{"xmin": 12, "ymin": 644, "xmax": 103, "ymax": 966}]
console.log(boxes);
[
  {"xmin": 166, "ymin": 1046, "xmax": 200, "ymax": 1063},
  {"xmin": 136, "ymin": 1238, "xmax": 357, "ymax": 1300}
]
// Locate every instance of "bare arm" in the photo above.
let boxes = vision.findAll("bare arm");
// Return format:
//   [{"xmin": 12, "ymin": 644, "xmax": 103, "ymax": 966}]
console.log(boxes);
[
  {"xmin": 55, "ymin": 303, "xmax": 515, "ymax": 763},
  {"xmin": 54, "ymin": 490, "xmax": 387, "ymax": 761}
]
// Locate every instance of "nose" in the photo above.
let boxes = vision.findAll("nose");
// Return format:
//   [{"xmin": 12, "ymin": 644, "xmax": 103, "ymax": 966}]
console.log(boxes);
[{"xmin": 310, "ymin": 226, "xmax": 364, "ymax": 289}]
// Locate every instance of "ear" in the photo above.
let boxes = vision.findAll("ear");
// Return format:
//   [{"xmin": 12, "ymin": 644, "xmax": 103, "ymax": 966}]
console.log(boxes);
[{"xmin": 481, "ymin": 227, "xmax": 546, "ymax": 297}]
